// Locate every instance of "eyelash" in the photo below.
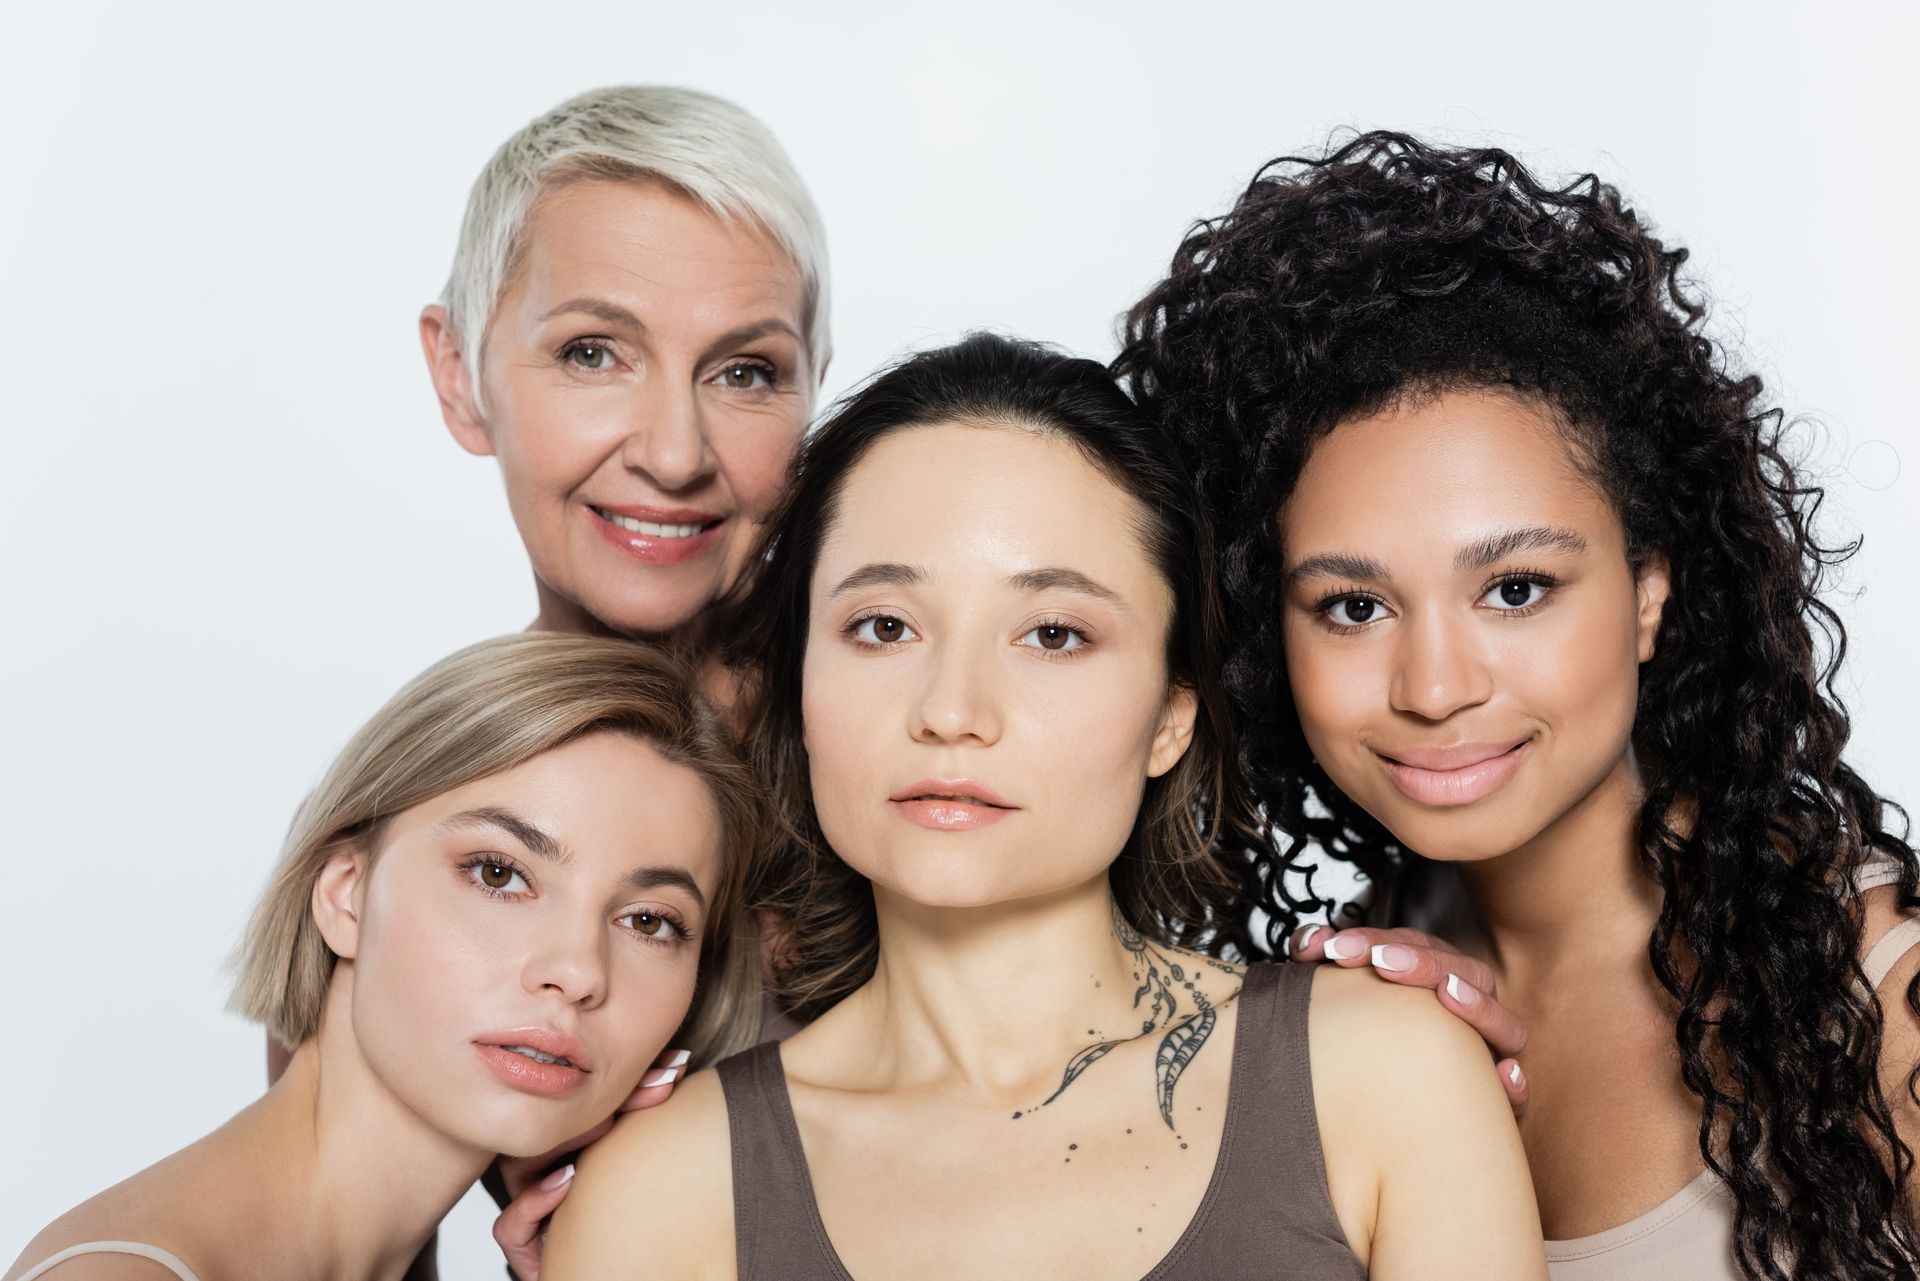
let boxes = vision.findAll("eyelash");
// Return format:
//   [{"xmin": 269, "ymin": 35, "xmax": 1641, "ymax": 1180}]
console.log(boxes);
[
  {"xmin": 554, "ymin": 340, "xmax": 783, "ymax": 396},
  {"xmin": 1312, "ymin": 571, "xmax": 1561, "ymax": 634},
  {"xmin": 840, "ymin": 611, "xmax": 1094, "ymax": 659},
  {"xmin": 454, "ymin": 855, "xmax": 693, "ymax": 946}
]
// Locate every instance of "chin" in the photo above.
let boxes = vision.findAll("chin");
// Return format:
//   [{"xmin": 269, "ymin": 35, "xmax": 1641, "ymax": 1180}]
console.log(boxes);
[{"xmin": 1378, "ymin": 808, "xmax": 1545, "ymax": 864}]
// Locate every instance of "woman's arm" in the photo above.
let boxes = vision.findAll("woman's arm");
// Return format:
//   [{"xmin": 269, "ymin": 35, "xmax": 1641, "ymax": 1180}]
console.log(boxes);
[
  {"xmin": 541, "ymin": 1069, "xmax": 737, "ymax": 1281},
  {"xmin": 1309, "ymin": 965, "xmax": 1548, "ymax": 1281}
]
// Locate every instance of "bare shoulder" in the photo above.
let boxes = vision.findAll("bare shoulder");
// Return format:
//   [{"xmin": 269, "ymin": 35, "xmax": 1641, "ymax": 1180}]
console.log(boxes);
[
  {"xmin": 1307, "ymin": 962, "xmax": 1494, "ymax": 1096},
  {"xmin": 544, "ymin": 1065, "xmax": 737, "ymax": 1281},
  {"xmin": 4, "ymin": 1163, "xmax": 213, "ymax": 1281}
]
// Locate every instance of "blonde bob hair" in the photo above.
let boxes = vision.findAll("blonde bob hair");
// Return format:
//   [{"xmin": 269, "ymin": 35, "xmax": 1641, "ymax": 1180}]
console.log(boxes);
[
  {"xmin": 440, "ymin": 84, "xmax": 831, "ymax": 409},
  {"xmin": 230, "ymin": 633, "xmax": 769, "ymax": 1069}
]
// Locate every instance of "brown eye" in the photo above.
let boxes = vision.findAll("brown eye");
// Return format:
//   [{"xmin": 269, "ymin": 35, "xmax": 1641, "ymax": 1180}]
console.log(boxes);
[
  {"xmin": 479, "ymin": 863, "xmax": 514, "ymax": 889},
  {"xmin": 718, "ymin": 362, "xmax": 770, "ymax": 389},
  {"xmin": 1015, "ymin": 623, "xmax": 1086, "ymax": 653},
  {"xmin": 629, "ymin": 912, "xmax": 670, "ymax": 937},
  {"xmin": 852, "ymin": 615, "xmax": 917, "ymax": 645}
]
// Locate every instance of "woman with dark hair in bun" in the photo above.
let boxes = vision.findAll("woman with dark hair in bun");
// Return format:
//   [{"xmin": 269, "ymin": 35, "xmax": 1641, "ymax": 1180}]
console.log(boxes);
[{"xmin": 1116, "ymin": 133, "xmax": 1920, "ymax": 1279}]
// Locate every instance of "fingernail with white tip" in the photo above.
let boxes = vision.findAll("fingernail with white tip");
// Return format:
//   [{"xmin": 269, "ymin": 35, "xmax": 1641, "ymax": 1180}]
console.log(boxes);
[
  {"xmin": 1321, "ymin": 933, "xmax": 1361, "ymax": 960},
  {"xmin": 1508, "ymin": 1063, "xmax": 1525, "ymax": 1089},
  {"xmin": 1445, "ymin": 973, "xmax": 1479, "ymax": 1005},
  {"xmin": 539, "ymin": 1163, "xmax": 575, "ymax": 1191},
  {"xmin": 640, "ymin": 1066, "xmax": 681, "ymax": 1088},
  {"xmin": 1371, "ymin": 943, "xmax": 1416, "ymax": 973},
  {"xmin": 667, "ymin": 1048, "xmax": 692, "ymax": 1069}
]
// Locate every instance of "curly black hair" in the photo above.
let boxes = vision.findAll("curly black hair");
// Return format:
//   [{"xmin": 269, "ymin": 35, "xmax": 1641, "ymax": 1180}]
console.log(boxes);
[{"xmin": 1114, "ymin": 131, "xmax": 1920, "ymax": 1279}]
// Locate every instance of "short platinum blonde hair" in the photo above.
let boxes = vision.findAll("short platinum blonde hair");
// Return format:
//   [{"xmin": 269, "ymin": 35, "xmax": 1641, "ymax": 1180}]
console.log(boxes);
[
  {"xmin": 230, "ymin": 633, "xmax": 770, "ymax": 1069},
  {"xmin": 441, "ymin": 85, "xmax": 831, "ymax": 407}
]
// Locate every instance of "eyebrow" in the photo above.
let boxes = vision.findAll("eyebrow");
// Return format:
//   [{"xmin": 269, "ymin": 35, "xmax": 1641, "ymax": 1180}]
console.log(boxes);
[
  {"xmin": 827, "ymin": 563, "xmax": 1126, "ymax": 607},
  {"xmin": 828, "ymin": 562, "xmax": 924, "ymax": 599},
  {"xmin": 699, "ymin": 318, "xmax": 802, "ymax": 361},
  {"xmin": 1008, "ymin": 567, "xmax": 1126, "ymax": 608},
  {"xmin": 1284, "ymin": 526, "xmax": 1591, "ymax": 588},
  {"xmin": 1454, "ymin": 526, "xmax": 1588, "ymax": 570},
  {"xmin": 439, "ymin": 807, "xmax": 707, "ymax": 909}
]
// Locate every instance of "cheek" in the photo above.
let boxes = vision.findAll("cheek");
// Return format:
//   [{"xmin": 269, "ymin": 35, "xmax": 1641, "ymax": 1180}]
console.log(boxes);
[
  {"xmin": 1283, "ymin": 623, "xmax": 1369, "ymax": 756},
  {"xmin": 716, "ymin": 421, "xmax": 803, "ymax": 519}
]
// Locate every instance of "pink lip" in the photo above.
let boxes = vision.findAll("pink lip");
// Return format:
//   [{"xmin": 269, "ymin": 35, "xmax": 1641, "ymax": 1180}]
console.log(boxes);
[
  {"xmin": 474, "ymin": 1027, "xmax": 593, "ymax": 1098},
  {"xmin": 1376, "ymin": 739, "xmax": 1530, "ymax": 807},
  {"xmin": 585, "ymin": 503, "xmax": 726, "ymax": 567},
  {"xmin": 888, "ymin": 778, "xmax": 1016, "ymax": 831}
]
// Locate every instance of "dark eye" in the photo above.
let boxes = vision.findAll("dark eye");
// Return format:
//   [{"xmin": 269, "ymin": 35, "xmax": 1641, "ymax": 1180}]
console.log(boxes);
[
  {"xmin": 564, "ymin": 341, "xmax": 615, "ymax": 370},
  {"xmin": 853, "ymin": 615, "xmax": 917, "ymax": 645},
  {"xmin": 629, "ymin": 912, "xmax": 669, "ymax": 937},
  {"xmin": 1483, "ymin": 580, "xmax": 1547, "ymax": 611},
  {"xmin": 1330, "ymin": 597, "xmax": 1378, "ymax": 626}
]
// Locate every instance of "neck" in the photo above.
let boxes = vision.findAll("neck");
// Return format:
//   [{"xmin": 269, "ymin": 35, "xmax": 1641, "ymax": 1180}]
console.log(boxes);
[
  {"xmin": 1453, "ymin": 751, "xmax": 1662, "ymax": 994},
  {"xmin": 835, "ymin": 874, "xmax": 1224, "ymax": 1102},
  {"xmin": 240, "ymin": 982, "xmax": 492, "ymax": 1281}
]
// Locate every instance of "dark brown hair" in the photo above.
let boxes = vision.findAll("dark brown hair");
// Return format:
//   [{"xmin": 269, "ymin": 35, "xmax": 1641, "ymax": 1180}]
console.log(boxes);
[{"xmin": 722, "ymin": 332, "xmax": 1267, "ymax": 1018}]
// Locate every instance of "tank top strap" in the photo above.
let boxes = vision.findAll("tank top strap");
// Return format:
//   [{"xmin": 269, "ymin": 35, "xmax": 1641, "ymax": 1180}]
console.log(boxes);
[
  {"xmin": 15, "ymin": 1242, "xmax": 203, "ymax": 1281},
  {"xmin": 1176, "ymin": 961, "xmax": 1362, "ymax": 1276},
  {"xmin": 1864, "ymin": 916, "xmax": 1920, "ymax": 991},
  {"xmin": 714, "ymin": 1042, "xmax": 849, "ymax": 1281}
]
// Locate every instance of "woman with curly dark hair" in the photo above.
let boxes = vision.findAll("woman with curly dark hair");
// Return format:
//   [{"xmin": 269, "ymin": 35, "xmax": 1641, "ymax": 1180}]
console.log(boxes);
[{"xmin": 1115, "ymin": 133, "xmax": 1920, "ymax": 1279}]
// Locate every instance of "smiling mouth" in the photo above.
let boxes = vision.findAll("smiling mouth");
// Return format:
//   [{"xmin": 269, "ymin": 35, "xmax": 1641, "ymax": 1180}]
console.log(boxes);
[{"xmin": 588, "ymin": 505, "xmax": 721, "ymax": 539}]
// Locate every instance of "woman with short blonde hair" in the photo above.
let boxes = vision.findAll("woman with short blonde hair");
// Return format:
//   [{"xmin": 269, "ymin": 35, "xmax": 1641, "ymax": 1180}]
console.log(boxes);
[{"xmin": 10, "ymin": 633, "xmax": 771, "ymax": 1281}]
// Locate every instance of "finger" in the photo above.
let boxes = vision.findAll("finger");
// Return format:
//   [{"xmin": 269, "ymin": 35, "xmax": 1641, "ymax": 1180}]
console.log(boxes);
[
  {"xmin": 1433, "ymin": 972, "xmax": 1531, "ymax": 1060},
  {"xmin": 492, "ymin": 1165, "xmax": 574, "ymax": 1279},
  {"xmin": 1496, "ymin": 1057, "xmax": 1530, "ymax": 1114},
  {"xmin": 1356, "ymin": 937, "xmax": 1499, "ymax": 996},
  {"xmin": 498, "ymin": 1119, "xmax": 610, "ymax": 1200},
  {"xmin": 618, "ymin": 1048, "xmax": 692, "ymax": 1112},
  {"xmin": 1288, "ymin": 925, "xmax": 1331, "ymax": 961}
]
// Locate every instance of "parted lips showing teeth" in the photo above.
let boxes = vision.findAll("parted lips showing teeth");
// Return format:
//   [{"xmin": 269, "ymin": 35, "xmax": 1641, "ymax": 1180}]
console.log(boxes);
[
  {"xmin": 503, "ymin": 1044, "xmax": 575, "ymax": 1068},
  {"xmin": 590, "ymin": 506, "xmax": 716, "ymax": 539}
]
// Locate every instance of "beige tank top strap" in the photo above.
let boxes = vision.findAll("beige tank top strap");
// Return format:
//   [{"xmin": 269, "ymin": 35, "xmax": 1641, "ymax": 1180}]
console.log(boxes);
[{"xmin": 15, "ymin": 1242, "xmax": 203, "ymax": 1281}]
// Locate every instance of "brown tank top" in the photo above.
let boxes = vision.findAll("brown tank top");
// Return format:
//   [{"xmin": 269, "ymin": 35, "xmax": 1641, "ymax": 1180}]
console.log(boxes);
[{"xmin": 714, "ymin": 962, "xmax": 1364, "ymax": 1280}]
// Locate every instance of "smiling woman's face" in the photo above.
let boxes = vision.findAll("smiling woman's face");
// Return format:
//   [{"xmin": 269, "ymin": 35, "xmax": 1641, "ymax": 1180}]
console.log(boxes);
[
  {"xmin": 799, "ymin": 421, "xmax": 1196, "ymax": 911},
  {"xmin": 440, "ymin": 177, "xmax": 813, "ymax": 638},
  {"xmin": 1279, "ymin": 389, "xmax": 1668, "ymax": 864},
  {"xmin": 317, "ymin": 730, "xmax": 725, "ymax": 1158}
]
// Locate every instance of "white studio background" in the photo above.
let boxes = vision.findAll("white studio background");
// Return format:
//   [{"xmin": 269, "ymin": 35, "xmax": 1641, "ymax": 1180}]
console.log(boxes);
[{"xmin": 2, "ymin": 1, "xmax": 1915, "ymax": 1271}]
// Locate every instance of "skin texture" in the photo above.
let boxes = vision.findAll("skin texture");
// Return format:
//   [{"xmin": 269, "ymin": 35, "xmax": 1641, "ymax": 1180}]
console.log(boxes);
[
  {"xmin": 544, "ymin": 422, "xmax": 1546, "ymax": 1281},
  {"xmin": 10, "ymin": 734, "xmax": 724, "ymax": 1281},
  {"xmin": 420, "ymin": 177, "xmax": 815, "ymax": 641},
  {"xmin": 1284, "ymin": 389, "xmax": 1920, "ymax": 1236},
  {"xmin": 1276, "ymin": 390, "xmax": 1705, "ymax": 1236}
]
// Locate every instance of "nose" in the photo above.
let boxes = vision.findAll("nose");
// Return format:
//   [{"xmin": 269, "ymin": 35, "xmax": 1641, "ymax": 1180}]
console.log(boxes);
[
  {"xmin": 909, "ymin": 640, "xmax": 1003, "ymax": 747},
  {"xmin": 520, "ymin": 913, "xmax": 609, "ymax": 1011},
  {"xmin": 619, "ymin": 375, "xmax": 716, "ymax": 493},
  {"xmin": 1387, "ymin": 607, "xmax": 1493, "ymax": 722}
]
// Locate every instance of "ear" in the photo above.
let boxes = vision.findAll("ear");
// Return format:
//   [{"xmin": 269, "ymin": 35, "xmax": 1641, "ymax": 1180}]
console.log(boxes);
[
  {"xmin": 1634, "ymin": 552, "xmax": 1671, "ymax": 663},
  {"xmin": 1147, "ymin": 682, "xmax": 1200, "ymax": 779},
  {"xmin": 311, "ymin": 843, "xmax": 371, "ymax": 961},
  {"xmin": 419, "ymin": 304, "xmax": 494, "ymax": 458}
]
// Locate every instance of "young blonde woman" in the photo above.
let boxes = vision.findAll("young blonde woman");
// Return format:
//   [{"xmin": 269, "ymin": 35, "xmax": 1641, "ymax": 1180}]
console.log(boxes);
[
  {"xmin": 545, "ymin": 335, "xmax": 1548, "ymax": 1279},
  {"xmin": 12, "ymin": 634, "xmax": 769, "ymax": 1281}
]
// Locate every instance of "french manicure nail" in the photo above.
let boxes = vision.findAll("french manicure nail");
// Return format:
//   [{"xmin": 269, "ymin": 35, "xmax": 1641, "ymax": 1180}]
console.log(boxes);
[
  {"xmin": 1371, "ymin": 943, "xmax": 1416, "ymax": 973},
  {"xmin": 1508, "ymin": 1063, "xmax": 1525, "ymax": 1089},
  {"xmin": 640, "ymin": 1066, "xmax": 681, "ymax": 1088},
  {"xmin": 1321, "ymin": 933, "xmax": 1361, "ymax": 960},
  {"xmin": 540, "ymin": 1163, "xmax": 576, "ymax": 1191},
  {"xmin": 1445, "ymin": 973, "xmax": 1479, "ymax": 1005},
  {"xmin": 667, "ymin": 1048, "xmax": 692, "ymax": 1069}
]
